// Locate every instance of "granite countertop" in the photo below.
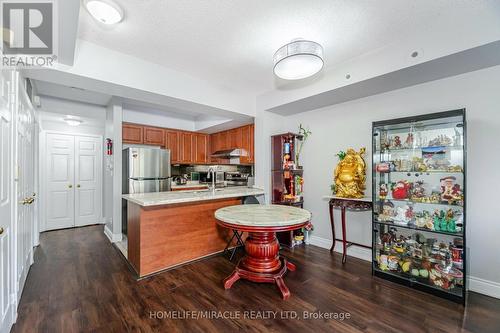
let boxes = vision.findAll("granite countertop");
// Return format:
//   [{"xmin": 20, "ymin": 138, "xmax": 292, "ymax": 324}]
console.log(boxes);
[
  {"xmin": 123, "ymin": 187, "xmax": 265, "ymax": 207},
  {"xmin": 215, "ymin": 204, "xmax": 312, "ymax": 227}
]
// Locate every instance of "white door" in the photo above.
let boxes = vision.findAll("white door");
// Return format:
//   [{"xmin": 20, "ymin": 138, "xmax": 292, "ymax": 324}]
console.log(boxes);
[
  {"xmin": 45, "ymin": 134, "xmax": 75, "ymax": 230},
  {"xmin": 15, "ymin": 85, "xmax": 35, "ymax": 302},
  {"xmin": 0, "ymin": 71, "xmax": 14, "ymax": 333},
  {"xmin": 75, "ymin": 136, "xmax": 101, "ymax": 226},
  {"xmin": 44, "ymin": 133, "xmax": 102, "ymax": 231}
]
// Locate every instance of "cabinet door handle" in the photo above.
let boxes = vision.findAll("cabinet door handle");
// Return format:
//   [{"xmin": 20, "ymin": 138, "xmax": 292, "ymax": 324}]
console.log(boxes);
[
  {"xmin": 0, "ymin": 227, "xmax": 4, "ymax": 235},
  {"xmin": 68, "ymin": 184, "xmax": 73, "ymax": 189},
  {"xmin": 77, "ymin": 184, "xmax": 81, "ymax": 188}
]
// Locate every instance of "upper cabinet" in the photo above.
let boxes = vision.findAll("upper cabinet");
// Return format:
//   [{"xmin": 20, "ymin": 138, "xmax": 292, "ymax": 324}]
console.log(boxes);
[
  {"xmin": 123, "ymin": 123, "xmax": 144, "ymax": 144},
  {"xmin": 144, "ymin": 126, "xmax": 165, "ymax": 146},
  {"xmin": 180, "ymin": 132, "xmax": 194, "ymax": 163},
  {"xmin": 122, "ymin": 123, "xmax": 254, "ymax": 165},
  {"xmin": 165, "ymin": 130, "xmax": 180, "ymax": 164},
  {"xmin": 194, "ymin": 133, "xmax": 209, "ymax": 164}
]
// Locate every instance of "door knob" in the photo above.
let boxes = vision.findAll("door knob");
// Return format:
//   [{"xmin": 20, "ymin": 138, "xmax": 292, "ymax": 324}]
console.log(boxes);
[
  {"xmin": 77, "ymin": 184, "xmax": 81, "ymax": 188},
  {"xmin": 68, "ymin": 184, "xmax": 73, "ymax": 189},
  {"xmin": 26, "ymin": 197, "xmax": 34, "ymax": 205},
  {"xmin": 0, "ymin": 227, "xmax": 4, "ymax": 235}
]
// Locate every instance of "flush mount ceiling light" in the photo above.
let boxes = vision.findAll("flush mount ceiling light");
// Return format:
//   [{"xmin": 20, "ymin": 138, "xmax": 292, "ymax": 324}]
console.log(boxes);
[
  {"xmin": 64, "ymin": 117, "xmax": 83, "ymax": 127},
  {"xmin": 85, "ymin": 0, "xmax": 124, "ymax": 25},
  {"xmin": 273, "ymin": 40, "xmax": 324, "ymax": 80}
]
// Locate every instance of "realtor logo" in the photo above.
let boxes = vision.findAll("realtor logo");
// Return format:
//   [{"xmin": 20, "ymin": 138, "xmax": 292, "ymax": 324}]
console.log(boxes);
[{"xmin": 1, "ymin": 0, "xmax": 57, "ymax": 67}]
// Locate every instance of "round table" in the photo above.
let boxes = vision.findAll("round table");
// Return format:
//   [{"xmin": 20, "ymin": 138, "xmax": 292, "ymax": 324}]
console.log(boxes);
[{"xmin": 215, "ymin": 204, "xmax": 312, "ymax": 300}]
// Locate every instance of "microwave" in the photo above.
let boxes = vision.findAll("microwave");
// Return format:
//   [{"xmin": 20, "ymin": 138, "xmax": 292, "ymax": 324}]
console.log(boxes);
[{"xmin": 199, "ymin": 171, "xmax": 225, "ymax": 184}]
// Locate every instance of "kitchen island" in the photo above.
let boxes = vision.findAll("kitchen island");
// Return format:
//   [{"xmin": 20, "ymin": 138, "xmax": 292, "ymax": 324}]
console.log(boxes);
[{"xmin": 122, "ymin": 187, "xmax": 265, "ymax": 277}]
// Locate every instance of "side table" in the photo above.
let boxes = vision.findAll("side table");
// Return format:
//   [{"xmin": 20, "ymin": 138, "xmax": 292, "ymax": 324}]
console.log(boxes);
[{"xmin": 324, "ymin": 196, "xmax": 372, "ymax": 264}]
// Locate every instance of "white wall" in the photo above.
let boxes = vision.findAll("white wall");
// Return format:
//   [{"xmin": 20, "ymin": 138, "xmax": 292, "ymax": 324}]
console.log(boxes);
[
  {"xmin": 123, "ymin": 108, "xmax": 195, "ymax": 131},
  {"xmin": 257, "ymin": 65, "xmax": 500, "ymax": 298}
]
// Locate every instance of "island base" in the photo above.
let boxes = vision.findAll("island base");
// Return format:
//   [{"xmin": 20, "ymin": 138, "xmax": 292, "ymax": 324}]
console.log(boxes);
[{"xmin": 223, "ymin": 232, "xmax": 296, "ymax": 300}]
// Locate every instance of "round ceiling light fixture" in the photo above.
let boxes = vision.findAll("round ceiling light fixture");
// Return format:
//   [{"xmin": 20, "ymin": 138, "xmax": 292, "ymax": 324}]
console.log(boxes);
[
  {"xmin": 64, "ymin": 116, "xmax": 83, "ymax": 127},
  {"xmin": 85, "ymin": 0, "xmax": 124, "ymax": 25},
  {"xmin": 273, "ymin": 40, "xmax": 324, "ymax": 80}
]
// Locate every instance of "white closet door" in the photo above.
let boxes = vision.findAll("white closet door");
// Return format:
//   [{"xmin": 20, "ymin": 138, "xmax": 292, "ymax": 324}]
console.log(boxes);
[
  {"xmin": 0, "ymin": 71, "xmax": 13, "ymax": 333},
  {"xmin": 74, "ymin": 135, "xmax": 101, "ymax": 227},
  {"xmin": 45, "ymin": 134, "xmax": 75, "ymax": 230}
]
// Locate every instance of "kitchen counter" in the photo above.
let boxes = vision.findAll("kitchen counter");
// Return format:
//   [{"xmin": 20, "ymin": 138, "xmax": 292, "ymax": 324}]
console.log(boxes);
[
  {"xmin": 171, "ymin": 182, "xmax": 208, "ymax": 191},
  {"xmin": 123, "ymin": 187, "xmax": 265, "ymax": 277},
  {"xmin": 122, "ymin": 187, "xmax": 265, "ymax": 207}
]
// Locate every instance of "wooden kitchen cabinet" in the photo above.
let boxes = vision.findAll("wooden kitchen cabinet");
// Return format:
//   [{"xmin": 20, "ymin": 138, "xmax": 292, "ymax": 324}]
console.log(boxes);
[
  {"xmin": 194, "ymin": 133, "xmax": 209, "ymax": 164},
  {"xmin": 165, "ymin": 130, "xmax": 181, "ymax": 163},
  {"xmin": 219, "ymin": 130, "xmax": 229, "ymax": 150},
  {"xmin": 180, "ymin": 132, "xmax": 194, "ymax": 163},
  {"xmin": 143, "ymin": 126, "xmax": 165, "ymax": 146},
  {"xmin": 123, "ymin": 123, "xmax": 144, "ymax": 144},
  {"xmin": 228, "ymin": 127, "xmax": 242, "ymax": 149},
  {"xmin": 240, "ymin": 125, "xmax": 252, "ymax": 164}
]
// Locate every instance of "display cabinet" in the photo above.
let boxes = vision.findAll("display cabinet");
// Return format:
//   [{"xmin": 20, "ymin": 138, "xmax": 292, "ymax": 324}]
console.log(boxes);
[
  {"xmin": 271, "ymin": 133, "xmax": 305, "ymax": 247},
  {"xmin": 372, "ymin": 109, "xmax": 466, "ymax": 303}
]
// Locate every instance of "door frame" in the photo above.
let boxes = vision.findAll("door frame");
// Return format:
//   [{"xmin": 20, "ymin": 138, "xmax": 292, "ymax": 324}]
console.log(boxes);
[{"xmin": 39, "ymin": 131, "xmax": 103, "ymax": 232}]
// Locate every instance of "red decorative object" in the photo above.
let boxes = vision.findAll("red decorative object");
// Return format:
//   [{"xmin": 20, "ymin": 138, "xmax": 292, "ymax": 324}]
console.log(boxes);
[
  {"xmin": 391, "ymin": 180, "xmax": 411, "ymax": 200},
  {"xmin": 328, "ymin": 197, "xmax": 372, "ymax": 264},
  {"xmin": 217, "ymin": 221, "xmax": 309, "ymax": 300}
]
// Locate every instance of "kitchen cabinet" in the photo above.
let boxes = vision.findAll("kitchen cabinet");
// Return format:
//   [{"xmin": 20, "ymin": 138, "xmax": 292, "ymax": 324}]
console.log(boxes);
[
  {"xmin": 165, "ymin": 130, "xmax": 181, "ymax": 163},
  {"xmin": 194, "ymin": 133, "xmax": 209, "ymax": 164},
  {"xmin": 122, "ymin": 123, "xmax": 254, "ymax": 165},
  {"xmin": 180, "ymin": 132, "xmax": 194, "ymax": 163},
  {"xmin": 144, "ymin": 126, "xmax": 165, "ymax": 146},
  {"xmin": 123, "ymin": 123, "xmax": 144, "ymax": 144},
  {"xmin": 228, "ymin": 127, "xmax": 242, "ymax": 149}
]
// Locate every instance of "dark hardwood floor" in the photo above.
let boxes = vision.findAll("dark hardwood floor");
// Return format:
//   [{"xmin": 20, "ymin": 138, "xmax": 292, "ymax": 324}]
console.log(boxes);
[{"xmin": 11, "ymin": 225, "xmax": 500, "ymax": 333}]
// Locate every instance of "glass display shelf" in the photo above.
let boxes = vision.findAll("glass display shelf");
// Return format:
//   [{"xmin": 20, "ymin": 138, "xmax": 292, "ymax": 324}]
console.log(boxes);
[
  {"xmin": 372, "ymin": 109, "xmax": 466, "ymax": 303},
  {"xmin": 374, "ymin": 220, "xmax": 463, "ymax": 237},
  {"xmin": 373, "ymin": 267, "xmax": 463, "ymax": 297},
  {"xmin": 377, "ymin": 198, "xmax": 463, "ymax": 208}
]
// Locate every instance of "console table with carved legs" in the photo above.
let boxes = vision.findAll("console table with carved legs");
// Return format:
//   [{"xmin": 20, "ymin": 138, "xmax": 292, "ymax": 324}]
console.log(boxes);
[
  {"xmin": 215, "ymin": 204, "xmax": 311, "ymax": 300},
  {"xmin": 325, "ymin": 196, "xmax": 372, "ymax": 264}
]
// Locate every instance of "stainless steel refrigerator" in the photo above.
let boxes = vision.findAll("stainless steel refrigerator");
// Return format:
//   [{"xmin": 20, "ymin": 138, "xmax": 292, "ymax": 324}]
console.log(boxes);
[{"xmin": 122, "ymin": 147, "xmax": 171, "ymax": 235}]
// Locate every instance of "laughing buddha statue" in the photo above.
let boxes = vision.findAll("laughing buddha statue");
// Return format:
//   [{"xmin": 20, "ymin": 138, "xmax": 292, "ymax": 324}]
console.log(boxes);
[{"xmin": 334, "ymin": 148, "xmax": 367, "ymax": 198}]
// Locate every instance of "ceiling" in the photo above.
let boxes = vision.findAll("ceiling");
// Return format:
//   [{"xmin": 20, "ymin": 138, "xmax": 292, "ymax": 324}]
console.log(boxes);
[
  {"xmin": 33, "ymin": 80, "xmax": 112, "ymax": 106},
  {"xmin": 77, "ymin": 0, "xmax": 499, "ymax": 95}
]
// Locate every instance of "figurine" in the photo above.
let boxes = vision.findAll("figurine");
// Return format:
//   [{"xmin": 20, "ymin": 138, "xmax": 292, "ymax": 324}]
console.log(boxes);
[
  {"xmin": 412, "ymin": 157, "xmax": 427, "ymax": 172},
  {"xmin": 404, "ymin": 133, "xmax": 414, "ymax": 148},
  {"xmin": 391, "ymin": 180, "xmax": 411, "ymax": 200},
  {"xmin": 411, "ymin": 181, "xmax": 426, "ymax": 200},
  {"xmin": 440, "ymin": 176, "xmax": 463, "ymax": 205},
  {"xmin": 378, "ymin": 201, "xmax": 395, "ymax": 221},
  {"xmin": 428, "ymin": 134, "xmax": 453, "ymax": 147},
  {"xmin": 379, "ymin": 183, "xmax": 388, "ymax": 199},
  {"xmin": 393, "ymin": 136, "xmax": 402, "ymax": 148},
  {"xmin": 334, "ymin": 148, "xmax": 367, "ymax": 198},
  {"xmin": 393, "ymin": 205, "xmax": 413, "ymax": 225}
]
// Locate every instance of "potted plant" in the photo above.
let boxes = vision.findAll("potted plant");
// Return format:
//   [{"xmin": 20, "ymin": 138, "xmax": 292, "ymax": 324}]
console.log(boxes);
[{"xmin": 295, "ymin": 124, "xmax": 312, "ymax": 168}]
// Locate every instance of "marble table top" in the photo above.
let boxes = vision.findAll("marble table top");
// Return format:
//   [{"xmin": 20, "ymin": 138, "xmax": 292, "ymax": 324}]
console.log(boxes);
[
  {"xmin": 215, "ymin": 204, "xmax": 312, "ymax": 227},
  {"xmin": 122, "ymin": 187, "xmax": 265, "ymax": 207}
]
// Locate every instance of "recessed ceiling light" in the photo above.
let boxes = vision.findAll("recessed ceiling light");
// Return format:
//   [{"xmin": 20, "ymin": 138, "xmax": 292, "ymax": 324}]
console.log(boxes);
[
  {"xmin": 64, "ymin": 117, "xmax": 83, "ymax": 127},
  {"xmin": 273, "ymin": 40, "xmax": 324, "ymax": 80},
  {"xmin": 85, "ymin": 0, "xmax": 124, "ymax": 25}
]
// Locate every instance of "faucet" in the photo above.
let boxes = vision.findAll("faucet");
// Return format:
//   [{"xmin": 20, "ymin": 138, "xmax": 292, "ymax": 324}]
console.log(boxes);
[{"xmin": 207, "ymin": 165, "xmax": 219, "ymax": 193}]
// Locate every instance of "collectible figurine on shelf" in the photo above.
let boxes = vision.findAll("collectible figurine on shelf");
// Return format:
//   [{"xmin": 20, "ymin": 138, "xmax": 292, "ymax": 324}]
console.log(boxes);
[
  {"xmin": 432, "ymin": 209, "xmax": 458, "ymax": 233},
  {"xmin": 447, "ymin": 165, "xmax": 463, "ymax": 172},
  {"xmin": 334, "ymin": 148, "xmax": 367, "ymax": 198},
  {"xmin": 391, "ymin": 180, "xmax": 411, "ymax": 200},
  {"xmin": 440, "ymin": 176, "xmax": 463, "ymax": 205},
  {"xmin": 378, "ymin": 201, "xmax": 395, "ymax": 221},
  {"xmin": 415, "ymin": 210, "xmax": 433, "ymax": 230},
  {"xmin": 393, "ymin": 204, "xmax": 414, "ymax": 225},
  {"xmin": 411, "ymin": 181, "xmax": 427, "ymax": 200},
  {"xmin": 412, "ymin": 157, "xmax": 427, "ymax": 172},
  {"xmin": 393, "ymin": 136, "xmax": 402, "ymax": 148},
  {"xmin": 404, "ymin": 133, "xmax": 415, "ymax": 148},
  {"xmin": 379, "ymin": 183, "xmax": 388, "ymax": 199},
  {"xmin": 428, "ymin": 134, "xmax": 453, "ymax": 147}
]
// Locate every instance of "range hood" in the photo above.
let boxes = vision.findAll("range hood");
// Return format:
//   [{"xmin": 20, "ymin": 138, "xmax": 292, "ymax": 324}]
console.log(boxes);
[{"xmin": 211, "ymin": 149, "xmax": 248, "ymax": 158}]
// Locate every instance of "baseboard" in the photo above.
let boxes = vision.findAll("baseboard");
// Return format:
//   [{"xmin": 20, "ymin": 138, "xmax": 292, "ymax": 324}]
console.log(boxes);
[
  {"xmin": 104, "ymin": 225, "xmax": 122, "ymax": 243},
  {"xmin": 309, "ymin": 235, "xmax": 372, "ymax": 262},
  {"xmin": 469, "ymin": 276, "xmax": 500, "ymax": 299}
]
